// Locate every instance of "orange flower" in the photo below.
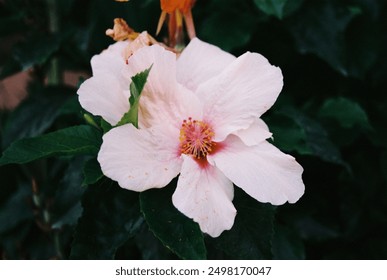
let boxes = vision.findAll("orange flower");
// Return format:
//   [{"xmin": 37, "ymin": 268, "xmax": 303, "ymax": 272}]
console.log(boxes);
[
  {"xmin": 160, "ymin": 0, "xmax": 194, "ymax": 14},
  {"xmin": 157, "ymin": 0, "xmax": 196, "ymax": 47}
]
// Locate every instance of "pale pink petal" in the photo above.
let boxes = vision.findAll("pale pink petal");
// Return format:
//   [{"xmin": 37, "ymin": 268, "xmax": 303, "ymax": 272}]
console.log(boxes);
[
  {"xmin": 98, "ymin": 124, "xmax": 182, "ymax": 191},
  {"xmin": 196, "ymin": 52, "xmax": 283, "ymax": 142},
  {"xmin": 233, "ymin": 118, "xmax": 272, "ymax": 146},
  {"xmin": 77, "ymin": 73, "xmax": 130, "ymax": 125},
  {"xmin": 122, "ymin": 31, "xmax": 152, "ymax": 60},
  {"xmin": 105, "ymin": 40, "xmax": 129, "ymax": 55},
  {"xmin": 177, "ymin": 38, "xmax": 235, "ymax": 92},
  {"xmin": 208, "ymin": 136, "xmax": 304, "ymax": 205},
  {"xmin": 78, "ymin": 41, "xmax": 131, "ymax": 125},
  {"xmin": 125, "ymin": 45, "xmax": 203, "ymax": 129},
  {"xmin": 138, "ymin": 83, "xmax": 202, "ymax": 129},
  {"xmin": 172, "ymin": 155, "xmax": 236, "ymax": 237},
  {"xmin": 91, "ymin": 41, "xmax": 128, "ymax": 80},
  {"xmin": 125, "ymin": 44, "xmax": 176, "ymax": 94}
]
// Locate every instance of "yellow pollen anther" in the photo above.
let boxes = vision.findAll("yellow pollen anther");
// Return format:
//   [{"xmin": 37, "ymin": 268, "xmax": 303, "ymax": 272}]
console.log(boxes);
[{"xmin": 179, "ymin": 118, "xmax": 214, "ymax": 159}]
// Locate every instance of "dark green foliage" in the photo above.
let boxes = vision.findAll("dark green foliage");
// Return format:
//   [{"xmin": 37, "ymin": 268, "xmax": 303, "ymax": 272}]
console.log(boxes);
[
  {"xmin": 0, "ymin": 125, "xmax": 102, "ymax": 165},
  {"xmin": 51, "ymin": 158, "xmax": 87, "ymax": 229},
  {"xmin": 1, "ymin": 0, "xmax": 387, "ymax": 260},
  {"xmin": 0, "ymin": 182, "xmax": 33, "ymax": 235},
  {"xmin": 2, "ymin": 86, "xmax": 77, "ymax": 148},
  {"xmin": 70, "ymin": 181, "xmax": 144, "ymax": 259},
  {"xmin": 318, "ymin": 97, "xmax": 371, "ymax": 130},
  {"xmin": 140, "ymin": 184, "xmax": 207, "ymax": 260},
  {"xmin": 82, "ymin": 158, "xmax": 103, "ymax": 186},
  {"xmin": 253, "ymin": 0, "xmax": 304, "ymax": 19},
  {"xmin": 272, "ymin": 224, "xmax": 305, "ymax": 259},
  {"xmin": 212, "ymin": 188, "xmax": 276, "ymax": 259}
]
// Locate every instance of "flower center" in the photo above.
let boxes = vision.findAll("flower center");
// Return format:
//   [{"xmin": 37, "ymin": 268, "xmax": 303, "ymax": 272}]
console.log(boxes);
[{"xmin": 179, "ymin": 118, "xmax": 214, "ymax": 159}]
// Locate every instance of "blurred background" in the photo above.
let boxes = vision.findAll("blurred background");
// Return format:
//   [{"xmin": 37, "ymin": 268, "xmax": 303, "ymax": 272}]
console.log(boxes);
[{"xmin": 0, "ymin": 0, "xmax": 386, "ymax": 259}]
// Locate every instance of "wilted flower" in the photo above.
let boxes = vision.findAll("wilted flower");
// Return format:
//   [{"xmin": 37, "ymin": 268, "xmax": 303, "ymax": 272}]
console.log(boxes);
[
  {"xmin": 106, "ymin": 18, "xmax": 138, "ymax": 41},
  {"xmin": 106, "ymin": 18, "xmax": 177, "ymax": 62},
  {"xmin": 78, "ymin": 38, "xmax": 304, "ymax": 237}
]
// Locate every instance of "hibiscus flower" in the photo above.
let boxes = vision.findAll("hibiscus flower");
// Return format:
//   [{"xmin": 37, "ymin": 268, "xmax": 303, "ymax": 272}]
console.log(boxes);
[{"xmin": 78, "ymin": 38, "xmax": 304, "ymax": 237}]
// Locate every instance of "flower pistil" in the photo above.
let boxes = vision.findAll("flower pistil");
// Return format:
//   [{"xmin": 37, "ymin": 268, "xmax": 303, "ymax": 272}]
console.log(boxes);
[{"xmin": 179, "ymin": 117, "xmax": 214, "ymax": 159}]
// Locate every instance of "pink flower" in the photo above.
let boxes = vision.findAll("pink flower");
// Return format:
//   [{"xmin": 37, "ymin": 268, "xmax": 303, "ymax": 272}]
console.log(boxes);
[{"xmin": 78, "ymin": 38, "xmax": 304, "ymax": 237}]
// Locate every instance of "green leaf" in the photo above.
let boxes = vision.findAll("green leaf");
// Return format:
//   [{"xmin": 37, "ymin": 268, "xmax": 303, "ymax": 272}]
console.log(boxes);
[
  {"xmin": 70, "ymin": 182, "xmax": 143, "ymax": 259},
  {"xmin": 269, "ymin": 114, "xmax": 311, "ymax": 155},
  {"xmin": 288, "ymin": 1, "xmax": 352, "ymax": 75},
  {"xmin": 272, "ymin": 107, "xmax": 350, "ymax": 170},
  {"xmin": 130, "ymin": 65, "xmax": 152, "ymax": 101},
  {"xmin": 293, "ymin": 216, "xmax": 340, "ymax": 241},
  {"xmin": 253, "ymin": 0, "xmax": 303, "ymax": 19},
  {"xmin": 51, "ymin": 157, "xmax": 87, "ymax": 229},
  {"xmin": 254, "ymin": 0, "xmax": 287, "ymax": 19},
  {"xmin": 0, "ymin": 125, "xmax": 102, "ymax": 166},
  {"xmin": 200, "ymin": 10, "xmax": 257, "ymax": 52},
  {"xmin": 287, "ymin": 1, "xmax": 367, "ymax": 77},
  {"xmin": 100, "ymin": 118, "xmax": 113, "ymax": 134},
  {"xmin": 59, "ymin": 96, "xmax": 83, "ymax": 116},
  {"xmin": 212, "ymin": 188, "xmax": 276, "ymax": 259},
  {"xmin": 116, "ymin": 65, "xmax": 152, "ymax": 128},
  {"xmin": 0, "ymin": 182, "xmax": 33, "ymax": 234},
  {"xmin": 12, "ymin": 31, "xmax": 68, "ymax": 71},
  {"xmin": 2, "ymin": 86, "xmax": 74, "ymax": 148},
  {"xmin": 272, "ymin": 224, "xmax": 305, "ymax": 259},
  {"xmin": 134, "ymin": 225, "xmax": 176, "ymax": 259},
  {"xmin": 0, "ymin": 223, "xmax": 31, "ymax": 259},
  {"xmin": 318, "ymin": 97, "xmax": 371, "ymax": 129},
  {"xmin": 82, "ymin": 158, "xmax": 103, "ymax": 186},
  {"xmin": 140, "ymin": 184, "xmax": 206, "ymax": 260}
]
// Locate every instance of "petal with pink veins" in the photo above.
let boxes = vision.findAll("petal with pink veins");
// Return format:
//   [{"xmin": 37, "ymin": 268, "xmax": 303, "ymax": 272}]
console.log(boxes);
[
  {"xmin": 208, "ymin": 136, "xmax": 304, "ymax": 205},
  {"xmin": 98, "ymin": 124, "xmax": 182, "ymax": 191},
  {"xmin": 77, "ymin": 73, "xmax": 130, "ymax": 126},
  {"xmin": 125, "ymin": 45, "xmax": 203, "ymax": 129},
  {"xmin": 91, "ymin": 41, "xmax": 128, "ymax": 81},
  {"xmin": 196, "ymin": 52, "xmax": 283, "ymax": 142},
  {"xmin": 233, "ymin": 118, "xmax": 272, "ymax": 146},
  {"xmin": 177, "ymin": 38, "xmax": 235, "ymax": 92},
  {"xmin": 172, "ymin": 155, "xmax": 236, "ymax": 238}
]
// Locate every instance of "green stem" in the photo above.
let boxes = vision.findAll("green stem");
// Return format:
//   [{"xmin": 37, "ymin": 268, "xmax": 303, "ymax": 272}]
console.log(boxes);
[
  {"xmin": 54, "ymin": 231, "xmax": 64, "ymax": 259},
  {"xmin": 46, "ymin": 0, "xmax": 61, "ymax": 85}
]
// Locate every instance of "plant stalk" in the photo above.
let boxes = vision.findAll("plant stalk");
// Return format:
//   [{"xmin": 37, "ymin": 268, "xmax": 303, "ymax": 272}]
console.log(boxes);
[{"xmin": 46, "ymin": 0, "xmax": 61, "ymax": 85}]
